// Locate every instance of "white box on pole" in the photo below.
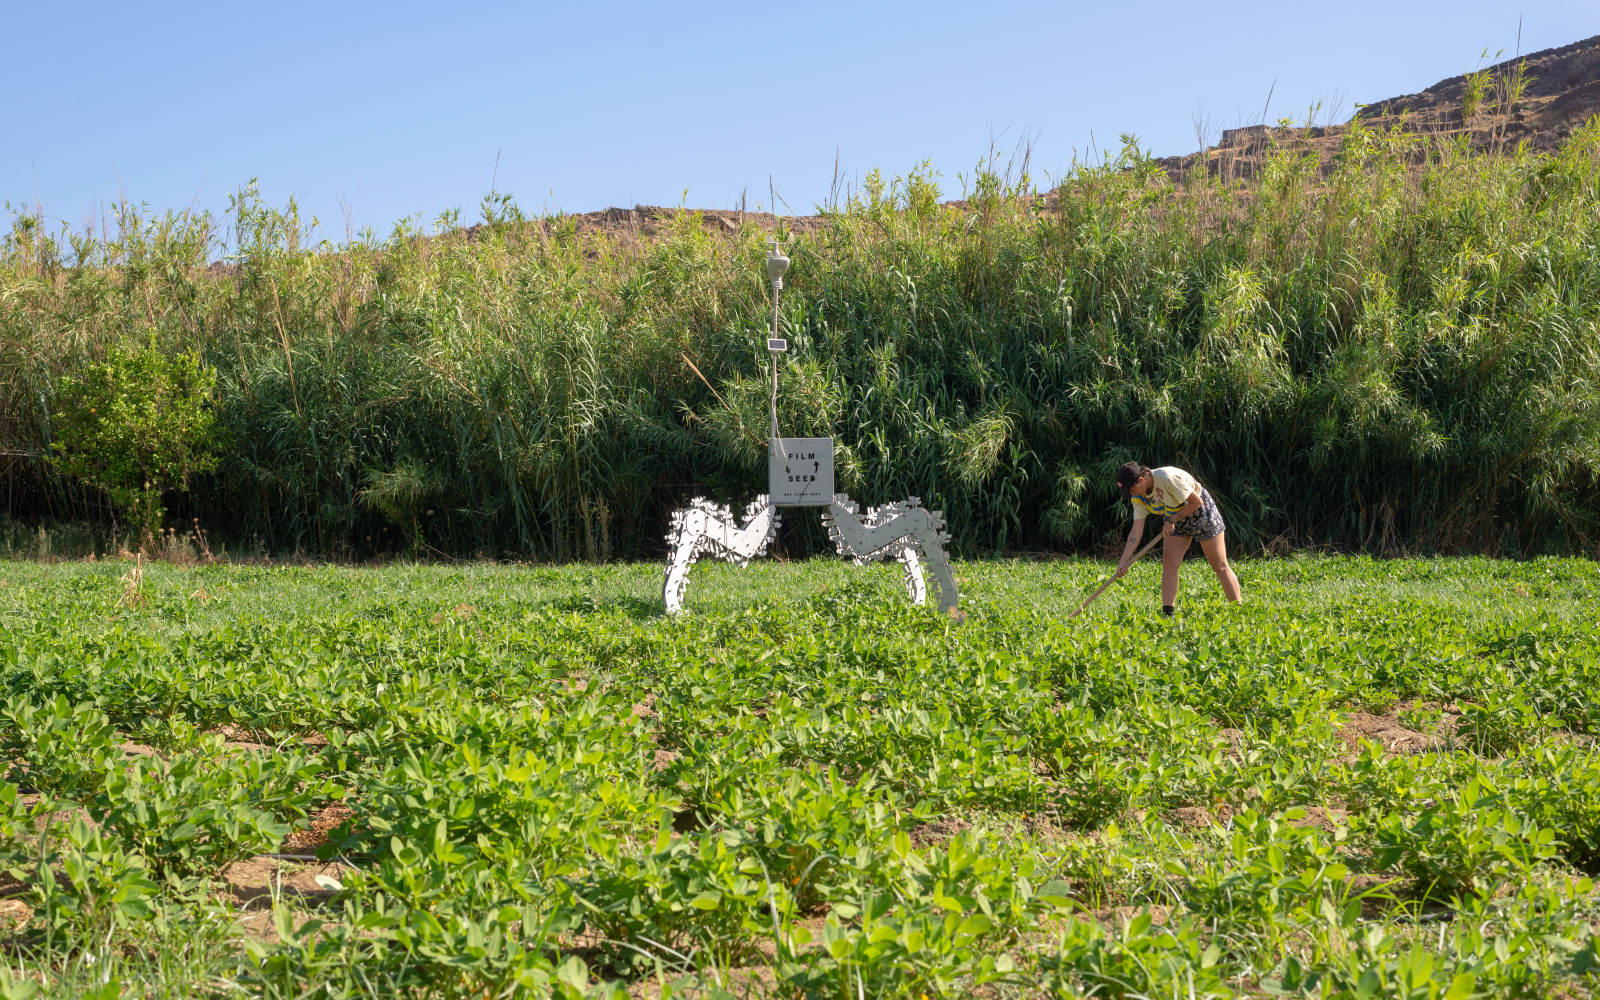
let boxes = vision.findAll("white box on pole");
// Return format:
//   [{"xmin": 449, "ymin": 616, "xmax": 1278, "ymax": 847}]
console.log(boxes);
[{"xmin": 768, "ymin": 438, "xmax": 833, "ymax": 506}]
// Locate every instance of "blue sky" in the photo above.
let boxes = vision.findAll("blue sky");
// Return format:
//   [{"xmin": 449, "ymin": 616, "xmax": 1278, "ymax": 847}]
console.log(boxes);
[{"xmin": 4, "ymin": 2, "xmax": 1593, "ymax": 242}]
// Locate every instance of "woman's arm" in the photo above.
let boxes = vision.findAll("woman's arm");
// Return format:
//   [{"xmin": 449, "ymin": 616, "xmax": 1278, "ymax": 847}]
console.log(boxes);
[
  {"xmin": 1114, "ymin": 519, "xmax": 1146, "ymax": 578},
  {"xmin": 1163, "ymin": 490, "xmax": 1204, "ymax": 535}
]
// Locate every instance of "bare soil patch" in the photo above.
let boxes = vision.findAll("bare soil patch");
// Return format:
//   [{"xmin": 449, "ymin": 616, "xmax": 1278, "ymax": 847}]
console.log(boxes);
[
  {"xmin": 1337, "ymin": 712, "xmax": 1441, "ymax": 756},
  {"xmin": 909, "ymin": 816, "xmax": 972, "ymax": 847},
  {"xmin": 226, "ymin": 857, "xmax": 352, "ymax": 940},
  {"xmin": 282, "ymin": 802, "xmax": 353, "ymax": 851}
]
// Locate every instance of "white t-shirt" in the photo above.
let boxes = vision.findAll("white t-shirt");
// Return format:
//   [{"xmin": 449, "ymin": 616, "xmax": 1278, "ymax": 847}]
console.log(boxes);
[{"xmin": 1131, "ymin": 466, "xmax": 1199, "ymax": 521}]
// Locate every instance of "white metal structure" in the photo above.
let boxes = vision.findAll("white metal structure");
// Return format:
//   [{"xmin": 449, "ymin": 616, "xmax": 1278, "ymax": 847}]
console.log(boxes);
[
  {"xmin": 661, "ymin": 243, "xmax": 960, "ymax": 615},
  {"xmin": 662, "ymin": 496, "xmax": 780, "ymax": 613},
  {"xmin": 823, "ymin": 495, "xmax": 958, "ymax": 613}
]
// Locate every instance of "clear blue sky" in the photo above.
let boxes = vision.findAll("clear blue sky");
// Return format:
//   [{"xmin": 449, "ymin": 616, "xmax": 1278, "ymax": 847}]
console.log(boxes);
[{"xmin": 4, "ymin": 2, "xmax": 1593, "ymax": 242}]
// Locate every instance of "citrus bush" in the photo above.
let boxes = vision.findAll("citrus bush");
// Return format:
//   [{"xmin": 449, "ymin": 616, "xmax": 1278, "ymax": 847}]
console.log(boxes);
[{"xmin": 48, "ymin": 338, "xmax": 221, "ymax": 546}]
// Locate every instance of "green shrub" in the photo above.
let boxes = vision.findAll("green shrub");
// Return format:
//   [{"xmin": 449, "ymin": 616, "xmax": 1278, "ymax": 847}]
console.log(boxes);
[{"xmin": 47, "ymin": 337, "xmax": 221, "ymax": 546}]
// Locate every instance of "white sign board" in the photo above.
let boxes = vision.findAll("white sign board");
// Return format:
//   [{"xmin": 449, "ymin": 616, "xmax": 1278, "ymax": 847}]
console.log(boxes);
[{"xmin": 769, "ymin": 437, "xmax": 834, "ymax": 506}]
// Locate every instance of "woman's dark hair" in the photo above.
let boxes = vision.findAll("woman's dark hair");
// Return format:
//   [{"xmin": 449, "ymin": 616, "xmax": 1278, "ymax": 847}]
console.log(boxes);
[{"xmin": 1116, "ymin": 462, "xmax": 1151, "ymax": 499}]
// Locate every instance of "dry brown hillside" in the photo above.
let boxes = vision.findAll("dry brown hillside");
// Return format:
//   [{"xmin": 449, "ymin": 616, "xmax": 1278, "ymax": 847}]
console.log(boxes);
[
  {"xmin": 1156, "ymin": 34, "xmax": 1600, "ymax": 182},
  {"xmin": 1360, "ymin": 33, "xmax": 1600, "ymax": 146},
  {"xmin": 503, "ymin": 35, "xmax": 1600, "ymax": 243}
]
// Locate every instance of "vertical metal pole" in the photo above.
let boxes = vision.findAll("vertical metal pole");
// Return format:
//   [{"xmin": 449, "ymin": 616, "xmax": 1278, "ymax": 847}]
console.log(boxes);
[
  {"xmin": 770, "ymin": 277, "xmax": 780, "ymax": 440},
  {"xmin": 765, "ymin": 242, "xmax": 789, "ymax": 469}
]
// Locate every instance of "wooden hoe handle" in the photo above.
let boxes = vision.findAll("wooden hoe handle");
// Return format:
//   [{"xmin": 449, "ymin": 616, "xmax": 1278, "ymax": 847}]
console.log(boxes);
[{"xmin": 1066, "ymin": 532, "xmax": 1164, "ymax": 620}]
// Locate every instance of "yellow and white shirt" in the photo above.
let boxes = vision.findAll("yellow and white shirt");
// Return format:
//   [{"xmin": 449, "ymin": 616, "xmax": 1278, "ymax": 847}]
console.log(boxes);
[{"xmin": 1131, "ymin": 467, "xmax": 1200, "ymax": 521}]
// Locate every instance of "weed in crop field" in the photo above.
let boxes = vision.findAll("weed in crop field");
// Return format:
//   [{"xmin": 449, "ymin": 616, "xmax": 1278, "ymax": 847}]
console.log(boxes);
[{"xmin": 0, "ymin": 554, "xmax": 1594, "ymax": 996}]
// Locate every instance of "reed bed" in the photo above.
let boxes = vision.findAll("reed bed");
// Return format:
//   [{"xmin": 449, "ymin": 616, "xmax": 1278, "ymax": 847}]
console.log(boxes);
[{"xmin": 2, "ymin": 118, "xmax": 1598, "ymax": 560}]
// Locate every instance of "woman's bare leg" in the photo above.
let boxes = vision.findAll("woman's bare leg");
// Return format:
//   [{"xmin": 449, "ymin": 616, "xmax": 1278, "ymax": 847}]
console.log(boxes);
[
  {"xmin": 1161, "ymin": 534, "xmax": 1191, "ymax": 607},
  {"xmin": 1199, "ymin": 532, "xmax": 1242, "ymax": 602}
]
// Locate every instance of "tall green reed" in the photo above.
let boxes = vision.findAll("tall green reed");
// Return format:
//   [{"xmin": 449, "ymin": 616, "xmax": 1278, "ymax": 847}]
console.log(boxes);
[{"xmin": 2, "ymin": 121, "xmax": 1598, "ymax": 561}]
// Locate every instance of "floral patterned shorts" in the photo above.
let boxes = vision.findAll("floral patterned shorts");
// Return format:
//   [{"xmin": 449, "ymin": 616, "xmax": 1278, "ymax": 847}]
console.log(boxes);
[{"xmin": 1166, "ymin": 487, "xmax": 1226, "ymax": 541}]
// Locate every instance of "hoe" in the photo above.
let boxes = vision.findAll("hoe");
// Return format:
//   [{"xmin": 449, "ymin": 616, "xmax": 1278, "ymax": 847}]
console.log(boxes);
[{"xmin": 1067, "ymin": 531, "xmax": 1165, "ymax": 620}]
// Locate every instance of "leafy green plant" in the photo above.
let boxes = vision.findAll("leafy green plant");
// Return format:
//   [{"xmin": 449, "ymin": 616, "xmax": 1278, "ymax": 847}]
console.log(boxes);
[
  {"xmin": 1522, "ymin": 745, "xmax": 1600, "ymax": 872},
  {"xmin": 92, "ymin": 753, "xmax": 321, "ymax": 878},
  {"xmin": 1037, "ymin": 912, "xmax": 1229, "ymax": 999},
  {"xmin": 1172, "ymin": 808, "xmax": 1355, "ymax": 923},
  {"xmin": 322, "ymin": 741, "xmax": 671, "ymax": 868},
  {"xmin": 1271, "ymin": 939, "xmax": 1478, "ymax": 1000},
  {"xmin": 1456, "ymin": 689, "xmax": 1558, "ymax": 754},
  {"xmin": 1360, "ymin": 778, "xmax": 1557, "ymax": 901},
  {"xmin": 0, "ymin": 969, "xmax": 38, "ymax": 1000},
  {"xmin": 0, "ymin": 695, "xmax": 119, "ymax": 796},
  {"xmin": 0, "ymin": 782, "xmax": 51, "ymax": 873},
  {"xmin": 246, "ymin": 899, "xmax": 606, "ymax": 1000},
  {"xmin": 785, "ymin": 905, "xmax": 1015, "ymax": 999},
  {"xmin": 568, "ymin": 828, "xmax": 781, "ymax": 975},
  {"xmin": 31, "ymin": 815, "xmax": 159, "ymax": 943},
  {"xmin": 48, "ymin": 336, "xmax": 221, "ymax": 546}
]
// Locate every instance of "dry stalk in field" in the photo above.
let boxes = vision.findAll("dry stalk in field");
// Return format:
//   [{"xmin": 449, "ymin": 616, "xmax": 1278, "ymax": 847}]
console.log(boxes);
[{"xmin": 117, "ymin": 552, "xmax": 145, "ymax": 608}]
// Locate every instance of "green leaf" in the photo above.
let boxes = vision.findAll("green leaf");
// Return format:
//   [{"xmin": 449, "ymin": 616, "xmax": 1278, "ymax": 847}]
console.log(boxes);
[{"xmin": 556, "ymin": 955, "xmax": 589, "ymax": 991}]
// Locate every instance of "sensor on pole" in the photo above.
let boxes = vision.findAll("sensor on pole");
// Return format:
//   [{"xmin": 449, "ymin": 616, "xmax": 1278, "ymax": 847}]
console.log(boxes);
[{"xmin": 766, "ymin": 240, "xmax": 789, "ymax": 288}]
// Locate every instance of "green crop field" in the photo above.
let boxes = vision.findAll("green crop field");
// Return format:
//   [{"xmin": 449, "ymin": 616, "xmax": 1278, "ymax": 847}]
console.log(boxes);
[{"xmin": 0, "ymin": 554, "xmax": 1596, "ymax": 998}]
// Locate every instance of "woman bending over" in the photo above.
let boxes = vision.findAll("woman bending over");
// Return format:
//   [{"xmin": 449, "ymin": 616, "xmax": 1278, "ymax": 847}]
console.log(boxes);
[{"xmin": 1113, "ymin": 462, "xmax": 1242, "ymax": 615}]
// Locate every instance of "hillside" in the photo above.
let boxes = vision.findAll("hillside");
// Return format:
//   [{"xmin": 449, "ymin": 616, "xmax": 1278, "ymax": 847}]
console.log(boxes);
[
  {"xmin": 1360, "ymin": 33, "xmax": 1600, "ymax": 146},
  {"xmin": 543, "ymin": 37, "xmax": 1600, "ymax": 245},
  {"xmin": 1156, "ymin": 34, "xmax": 1600, "ymax": 182}
]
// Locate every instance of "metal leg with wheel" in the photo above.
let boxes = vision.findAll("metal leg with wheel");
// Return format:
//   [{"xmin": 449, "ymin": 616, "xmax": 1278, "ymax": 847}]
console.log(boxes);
[
  {"xmin": 822, "ymin": 494, "xmax": 959, "ymax": 614},
  {"xmin": 662, "ymin": 496, "xmax": 780, "ymax": 613}
]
